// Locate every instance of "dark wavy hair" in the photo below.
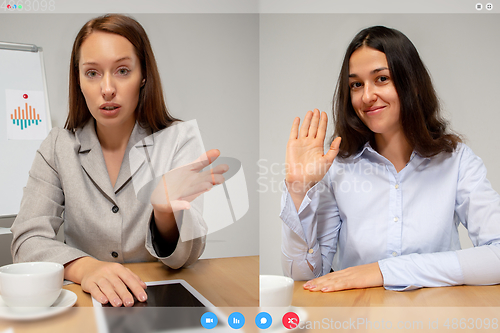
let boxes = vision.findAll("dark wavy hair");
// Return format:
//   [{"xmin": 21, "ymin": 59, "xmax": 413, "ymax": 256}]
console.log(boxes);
[
  {"xmin": 65, "ymin": 14, "xmax": 179, "ymax": 132},
  {"xmin": 332, "ymin": 26, "xmax": 461, "ymax": 158}
]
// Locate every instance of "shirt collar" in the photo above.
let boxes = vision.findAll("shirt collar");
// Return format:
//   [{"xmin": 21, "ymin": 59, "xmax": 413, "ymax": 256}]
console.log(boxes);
[
  {"xmin": 76, "ymin": 119, "xmax": 153, "ymax": 154},
  {"xmin": 353, "ymin": 141, "xmax": 429, "ymax": 163},
  {"xmin": 353, "ymin": 142, "xmax": 377, "ymax": 159},
  {"xmin": 75, "ymin": 119, "xmax": 99, "ymax": 153}
]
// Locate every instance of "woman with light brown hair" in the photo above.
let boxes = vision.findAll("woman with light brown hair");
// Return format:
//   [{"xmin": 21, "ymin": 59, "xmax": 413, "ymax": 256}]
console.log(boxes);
[{"xmin": 11, "ymin": 14, "xmax": 226, "ymax": 307}]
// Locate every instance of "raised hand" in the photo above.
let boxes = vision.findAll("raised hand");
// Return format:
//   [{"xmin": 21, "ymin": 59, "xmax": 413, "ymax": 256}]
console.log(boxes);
[
  {"xmin": 150, "ymin": 149, "xmax": 228, "ymax": 214},
  {"xmin": 286, "ymin": 109, "xmax": 341, "ymax": 210}
]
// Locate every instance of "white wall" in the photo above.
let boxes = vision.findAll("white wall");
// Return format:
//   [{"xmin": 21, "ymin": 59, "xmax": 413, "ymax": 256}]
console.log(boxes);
[
  {"xmin": 0, "ymin": 13, "xmax": 259, "ymax": 263},
  {"xmin": 260, "ymin": 14, "xmax": 500, "ymax": 275}
]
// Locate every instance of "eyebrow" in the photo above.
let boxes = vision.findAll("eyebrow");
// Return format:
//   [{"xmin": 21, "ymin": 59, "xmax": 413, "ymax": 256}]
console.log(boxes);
[
  {"xmin": 81, "ymin": 56, "xmax": 133, "ymax": 66},
  {"xmin": 348, "ymin": 67, "xmax": 389, "ymax": 78}
]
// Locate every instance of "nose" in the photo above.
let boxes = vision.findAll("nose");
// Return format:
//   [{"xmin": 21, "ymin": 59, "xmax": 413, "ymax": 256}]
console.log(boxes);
[
  {"xmin": 361, "ymin": 83, "xmax": 377, "ymax": 105},
  {"xmin": 101, "ymin": 73, "xmax": 116, "ymax": 100}
]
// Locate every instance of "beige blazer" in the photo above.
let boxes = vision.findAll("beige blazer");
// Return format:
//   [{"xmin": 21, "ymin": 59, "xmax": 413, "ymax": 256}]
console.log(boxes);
[{"xmin": 11, "ymin": 120, "xmax": 205, "ymax": 269}]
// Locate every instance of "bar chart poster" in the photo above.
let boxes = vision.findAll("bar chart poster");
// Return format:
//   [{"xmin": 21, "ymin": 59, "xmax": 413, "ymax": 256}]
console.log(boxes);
[{"xmin": 6, "ymin": 89, "xmax": 48, "ymax": 140}]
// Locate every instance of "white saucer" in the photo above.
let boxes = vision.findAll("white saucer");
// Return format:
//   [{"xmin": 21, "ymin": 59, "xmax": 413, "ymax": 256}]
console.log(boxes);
[{"xmin": 0, "ymin": 289, "xmax": 77, "ymax": 321}]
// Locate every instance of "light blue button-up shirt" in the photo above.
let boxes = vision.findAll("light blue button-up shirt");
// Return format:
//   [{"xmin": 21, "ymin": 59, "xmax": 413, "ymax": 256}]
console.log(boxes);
[{"xmin": 280, "ymin": 143, "xmax": 500, "ymax": 290}]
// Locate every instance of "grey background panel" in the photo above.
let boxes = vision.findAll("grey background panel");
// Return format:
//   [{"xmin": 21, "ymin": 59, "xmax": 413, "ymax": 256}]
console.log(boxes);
[
  {"xmin": 260, "ymin": 14, "xmax": 500, "ymax": 275},
  {"xmin": 0, "ymin": 13, "xmax": 259, "ymax": 265}
]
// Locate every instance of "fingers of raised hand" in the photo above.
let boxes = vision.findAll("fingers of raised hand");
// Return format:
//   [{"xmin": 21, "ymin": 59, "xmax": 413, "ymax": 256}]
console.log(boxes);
[
  {"xmin": 184, "ymin": 181, "xmax": 214, "ymax": 198},
  {"xmin": 154, "ymin": 172, "xmax": 223, "ymax": 209},
  {"xmin": 208, "ymin": 174, "xmax": 225, "ymax": 185},
  {"xmin": 298, "ymin": 109, "xmax": 321, "ymax": 139},
  {"xmin": 160, "ymin": 162, "xmax": 226, "ymax": 194},
  {"xmin": 295, "ymin": 109, "xmax": 325, "ymax": 142},
  {"xmin": 307, "ymin": 109, "xmax": 321, "ymax": 139},
  {"xmin": 325, "ymin": 136, "xmax": 342, "ymax": 163},
  {"xmin": 289, "ymin": 117, "xmax": 300, "ymax": 140},
  {"xmin": 299, "ymin": 110, "xmax": 313, "ymax": 138},
  {"xmin": 171, "ymin": 178, "xmax": 218, "ymax": 204},
  {"xmin": 316, "ymin": 111, "xmax": 329, "ymax": 142},
  {"xmin": 200, "ymin": 164, "xmax": 227, "ymax": 184},
  {"xmin": 210, "ymin": 163, "xmax": 228, "ymax": 176},
  {"xmin": 190, "ymin": 149, "xmax": 221, "ymax": 170},
  {"xmin": 204, "ymin": 149, "xmax": 221, "ymax": 164}
]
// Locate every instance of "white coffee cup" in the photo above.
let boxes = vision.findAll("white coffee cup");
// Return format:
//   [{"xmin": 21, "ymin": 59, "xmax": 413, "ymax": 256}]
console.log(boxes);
[
  {"xmin": 0, "ymin": 262, "xmax": 64, "ymax": 309},
  {"xmin": 260, "ymin": 275, "xmax": 294, "ymax": 307}
]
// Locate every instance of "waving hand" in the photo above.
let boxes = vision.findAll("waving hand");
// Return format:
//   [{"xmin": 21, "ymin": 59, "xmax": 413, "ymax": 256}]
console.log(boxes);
[{"xmin": 285, "ymin": 109, "xmax": 341, "ymax": 211}]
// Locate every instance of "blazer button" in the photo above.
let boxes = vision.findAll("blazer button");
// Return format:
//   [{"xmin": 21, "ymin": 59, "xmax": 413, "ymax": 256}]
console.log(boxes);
[
  {"xmin": 112, "ymin": 205, "xmax": 119, "ymax": 213},
  {"xmin": 111, "ymin": 251, "xmax": 119, "ymax": 258}
]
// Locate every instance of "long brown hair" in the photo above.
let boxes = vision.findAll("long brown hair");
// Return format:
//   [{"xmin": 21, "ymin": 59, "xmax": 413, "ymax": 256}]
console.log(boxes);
[
  {"xmin": 65, "ymin": 14, "xmax": 179, "ymax": 132},
  {"xmin": 333, "ymin": 26, "xmax": 461, "ymax": 158}
]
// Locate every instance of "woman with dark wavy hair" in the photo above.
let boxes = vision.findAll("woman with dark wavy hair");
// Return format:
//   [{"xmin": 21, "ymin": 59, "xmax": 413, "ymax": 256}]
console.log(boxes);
[
  {"xmin": 11, "ymin": 14, "xmax": 226, "ymax": 307},
  {"xmin": 282, "ymin": 26, "xmax": 500, "ymax": 292}
]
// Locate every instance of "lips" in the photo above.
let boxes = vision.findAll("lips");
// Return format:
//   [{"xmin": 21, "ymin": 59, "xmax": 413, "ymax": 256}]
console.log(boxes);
[
  {"xmin": 99, "ymin": 103, "xmax": 121, "ymax": 116},
  {"xmin": 364, "ymin": 106, "xmax": 385, "ymax": 115}
]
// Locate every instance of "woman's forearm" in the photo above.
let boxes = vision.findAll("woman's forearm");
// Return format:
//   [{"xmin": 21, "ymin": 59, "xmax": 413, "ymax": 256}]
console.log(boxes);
[
  {"xmin": 152, "ymin": 208, "xmax": 180, "ymax": 244},
  {"xmin": 64, "ymin": 256, "xmax": 95, "ymax": 284}
]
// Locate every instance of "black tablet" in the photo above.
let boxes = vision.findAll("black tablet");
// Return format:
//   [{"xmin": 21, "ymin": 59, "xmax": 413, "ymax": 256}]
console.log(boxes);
[{"xmin": 93, "ymin": 280, "xmax": 228, "ymax": 332}]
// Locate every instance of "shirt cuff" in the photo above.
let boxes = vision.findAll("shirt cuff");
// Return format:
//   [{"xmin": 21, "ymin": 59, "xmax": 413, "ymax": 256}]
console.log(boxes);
[
  {"xmin": 280, "ymin": 179, "xmax": 328, "ymax": 244},
  {"xmin": 149, "ymin": 212, "xmax": 177, "ymax": 258},
  {"xmin": 378, "ymin": 251, "xmax": 464, "ymax": 291}
]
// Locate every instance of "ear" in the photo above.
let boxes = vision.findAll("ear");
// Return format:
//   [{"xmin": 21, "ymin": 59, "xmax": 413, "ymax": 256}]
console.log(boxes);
[{"xmin": 141, "ymin": 78, "xmax": 146, "ymax": 87}]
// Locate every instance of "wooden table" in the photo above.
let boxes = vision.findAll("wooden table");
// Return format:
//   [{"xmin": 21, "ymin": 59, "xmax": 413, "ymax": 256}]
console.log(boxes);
[
  {"xmin": 286, "ymin": 282, "xmax": 500, "ymax": 332},
  {"xmin": 0, "ymin": 256, "xmax": 258, "ymax": 333},
  {"xmin": 292, "ymin": 281, "xmax": 500, "ymax": 307},
  {"xmin": 3, "ymin": 258, "xmax": 500, "ymax": 333},
  {"xmin": 66, "ymin": 256, "xmax": 258, "ymax": 307}
]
